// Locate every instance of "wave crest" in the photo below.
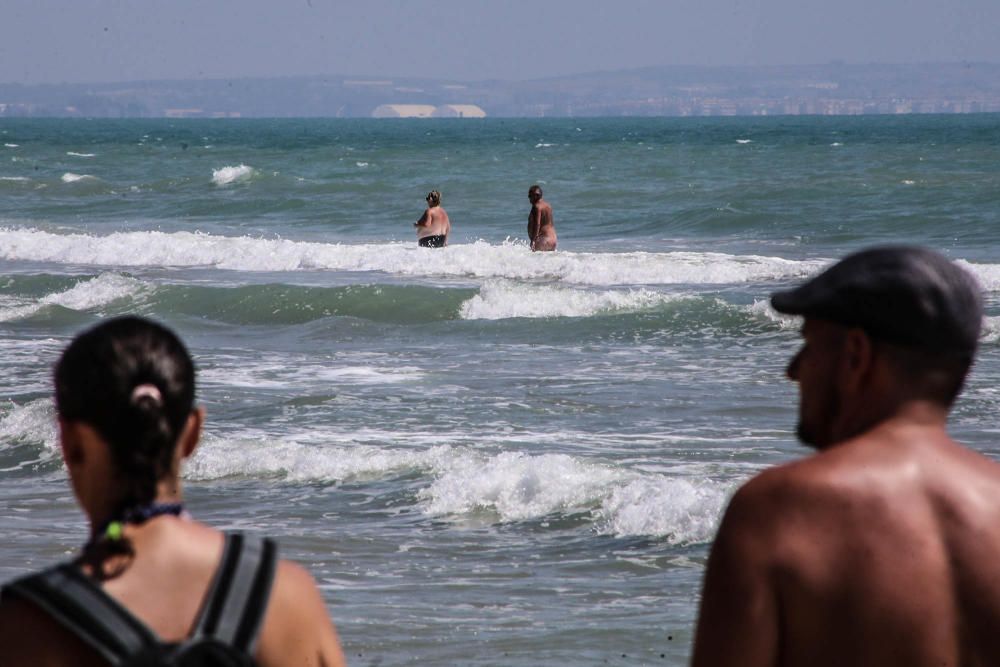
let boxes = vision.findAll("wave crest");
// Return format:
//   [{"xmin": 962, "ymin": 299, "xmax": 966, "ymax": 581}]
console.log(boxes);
[
  {"xmin": 460, "ymin": 280, "xmax": 684, "ymax": 320},
  {"xmin": 0, "ymin": 228, "xmax": 829, "ymax": 287},
  {"xmin": 212, "ymin": 164, "xmax": 255, "ymax": 186},
  {"xmin": 187, "ymin": 435, "xmax": 731, "ymax": 542},
  {"xmin": 0, "ymin": 273, "xmax": 149, "ymax": 322}
]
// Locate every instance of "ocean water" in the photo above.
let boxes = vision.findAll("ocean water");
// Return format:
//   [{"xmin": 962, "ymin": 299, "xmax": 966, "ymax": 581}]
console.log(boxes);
[{"xmin": 2, "ymin": 115, "xmax": 1000, "ymax": 665}]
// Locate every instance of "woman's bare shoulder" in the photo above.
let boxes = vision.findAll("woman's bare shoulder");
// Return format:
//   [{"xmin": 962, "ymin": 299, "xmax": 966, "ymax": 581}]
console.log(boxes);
[
  {"xmin": 256, "ymin": 559, "xmax": 347, "ymax": 667},
  {"xmin": 0, "ymin": 591, "xmax": 106, "ymax": 667}
]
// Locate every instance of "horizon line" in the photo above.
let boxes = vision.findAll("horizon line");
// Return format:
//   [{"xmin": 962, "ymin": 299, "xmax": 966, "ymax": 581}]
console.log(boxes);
[{"xmin": 4, "ymin": 60, "xmax": 1000, "ymax": 89}]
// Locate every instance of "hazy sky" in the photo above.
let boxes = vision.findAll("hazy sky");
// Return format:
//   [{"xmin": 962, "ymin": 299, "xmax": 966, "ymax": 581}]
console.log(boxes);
[{"xmin": 3, "ymin": 0, "xmax": 999, "ymax": 84}]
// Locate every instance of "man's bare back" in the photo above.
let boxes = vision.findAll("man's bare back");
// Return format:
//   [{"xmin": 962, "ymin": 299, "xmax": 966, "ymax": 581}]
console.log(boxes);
[
  {"xmin": 527, "ymin": 185, "xmax": 556, "ymax": 251},
  {"xmin": 699, "ymin": 419, "xmax": 1000, "ymax": 666},
  {"xmin": 415, "ymin": 190, "xmax": 450, "ymax": 247},
  {"xmin": 693, "ymin": 246, "xmax": 995, "ymax": 667}
]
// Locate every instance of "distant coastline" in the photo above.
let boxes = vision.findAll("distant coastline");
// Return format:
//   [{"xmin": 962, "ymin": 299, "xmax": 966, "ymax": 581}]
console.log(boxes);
[{"xmin": 2, "ymin": 62, "xmax": 1000, "ymax": 119}]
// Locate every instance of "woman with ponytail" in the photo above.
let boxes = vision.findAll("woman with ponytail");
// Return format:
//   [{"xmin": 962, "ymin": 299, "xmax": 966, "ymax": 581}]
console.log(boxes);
[{"xmin": 0, "ymin": 316, "xmax": 346, "ymax": 667}]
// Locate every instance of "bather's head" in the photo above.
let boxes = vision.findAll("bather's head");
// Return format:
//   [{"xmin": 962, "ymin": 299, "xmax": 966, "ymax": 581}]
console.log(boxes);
[{"xmin": 55, "ymin": 316, "xmax": 199, "ymax": 515}]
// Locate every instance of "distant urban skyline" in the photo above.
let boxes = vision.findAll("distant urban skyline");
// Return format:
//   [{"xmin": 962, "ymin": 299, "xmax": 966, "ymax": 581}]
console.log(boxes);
[
  {"xmin": 3, "ymin": 0, "xmax": 1000, "ymax": 85},
  {"xmin": 3, "ymin": 63, "xmax": 999, "ymax": 119}
]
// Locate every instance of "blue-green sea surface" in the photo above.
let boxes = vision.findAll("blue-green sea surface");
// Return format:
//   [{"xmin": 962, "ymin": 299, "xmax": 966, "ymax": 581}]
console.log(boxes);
[{"xmin": 2, "ymin": 115, "xmax": 1000, "ymax": 665}]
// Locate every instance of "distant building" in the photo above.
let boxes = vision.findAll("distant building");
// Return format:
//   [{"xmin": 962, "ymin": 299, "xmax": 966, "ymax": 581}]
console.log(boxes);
[
  {"xmin": 433, "ymin": 104, "xmax": 486, "ymax": 118},
  {"xmin": 371, "ymin": 104, "xmax": 486, "ymax": 118},
  {"xmin": 164, "ymin": 108, "xmax": 205, "ymax": 118},
  {"xmin": 371, "ymin": 104, "xmax": 437, "ymax": 118},
  {"xmin": 164, "ymin": 108, "xmax": 240, "ymax": 118}
]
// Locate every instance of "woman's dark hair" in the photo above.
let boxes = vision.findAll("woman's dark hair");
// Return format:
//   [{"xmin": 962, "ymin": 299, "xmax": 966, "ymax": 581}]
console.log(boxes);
[{"xmin": 55, "ymin": 316, "xmax": 196, "ymax": 513}]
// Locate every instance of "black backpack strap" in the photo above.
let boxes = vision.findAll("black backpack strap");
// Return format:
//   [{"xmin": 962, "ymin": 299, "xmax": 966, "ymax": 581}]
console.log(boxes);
[
  {"xmin": 4, "ymin": 563, "xmax": 159, "ymax": 666},
  {"xmin": 190, "ymin": 532, "xmax": 278, "ymax": 654}
]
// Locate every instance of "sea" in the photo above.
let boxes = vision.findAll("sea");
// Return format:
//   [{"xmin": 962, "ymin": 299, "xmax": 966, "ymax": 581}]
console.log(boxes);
[{"xmin": 1, "ymin": 115, "xmax": 1000, "ymax": 665}]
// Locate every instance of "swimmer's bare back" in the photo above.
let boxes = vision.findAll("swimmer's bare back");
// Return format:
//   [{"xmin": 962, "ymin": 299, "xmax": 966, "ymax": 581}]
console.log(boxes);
[
  {"xmin": 528, "ymin": 199, "xmax": 556, "ymax": 252},
  {"xmin": 415, "ymin": 206, "xmax": 451, "ymax": 245}
]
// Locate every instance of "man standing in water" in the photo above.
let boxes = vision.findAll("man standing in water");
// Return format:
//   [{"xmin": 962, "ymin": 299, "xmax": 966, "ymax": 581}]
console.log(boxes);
[
  {"xmin": 527, "ymin": 184, "xmax": 557, "ymax": 251},
  {"xmin": 692, "ymin": 245, "xmax": 1000, "ymax": 666},
  {"xmin": 414, "ymin": 190, "xmax": 450, "ymax": 247}
]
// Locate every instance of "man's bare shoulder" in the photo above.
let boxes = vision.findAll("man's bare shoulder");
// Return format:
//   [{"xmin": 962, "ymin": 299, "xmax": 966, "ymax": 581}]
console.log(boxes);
[
  {"xmin": 731, "ymin": 452, "xmax": 848, "ymax": 512},
  {"xmin": 720, "ymin": 447, "xmax": 883, "ymax": 544},
  {"xmin": 729, "ymin": 431, "xmax": 1000, "ymax": 544}
]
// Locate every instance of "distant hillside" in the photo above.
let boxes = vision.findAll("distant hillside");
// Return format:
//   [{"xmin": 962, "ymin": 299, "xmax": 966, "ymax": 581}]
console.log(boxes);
[{"xmin": 2, "ymin": 63, "xmax": 1000, "ymax": 118}]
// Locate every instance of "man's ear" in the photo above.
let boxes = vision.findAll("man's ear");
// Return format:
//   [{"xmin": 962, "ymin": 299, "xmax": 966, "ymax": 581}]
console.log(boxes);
[
  {"xmin": 179, "ymin": 407, "xmax": 205, "ymax": 460},
  {"xmin": 840, "ymin": 327, "xmax": 875, "ymax": 393}
]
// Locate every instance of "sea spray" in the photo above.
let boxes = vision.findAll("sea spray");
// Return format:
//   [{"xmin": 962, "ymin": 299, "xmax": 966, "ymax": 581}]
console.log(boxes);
[
  {"xmin": 0, "ymin": 228, "xmax": 831, "ymax": 286},
  {"xmin": 212, "ymin": 164, "xmax": 255, "ymax": 186},
  {"xmin": 459, "ymin": 280, "xmax": 687, "ymax": 320},
  {"xmin": 0, "ymin": 273, "xmax": 149, "ymax": 322}
]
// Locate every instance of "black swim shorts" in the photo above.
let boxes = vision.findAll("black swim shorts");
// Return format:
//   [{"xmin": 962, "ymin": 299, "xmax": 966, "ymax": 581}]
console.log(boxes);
[{"xmin": 419, "ymin": 235, "xmax": 446, "ymax": 248}]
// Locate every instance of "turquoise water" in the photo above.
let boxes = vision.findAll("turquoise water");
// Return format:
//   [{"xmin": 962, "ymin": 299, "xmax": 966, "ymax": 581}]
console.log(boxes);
[{"xmin": 2, "ymin": 116, "xmax": 1000, "ymax": 665}]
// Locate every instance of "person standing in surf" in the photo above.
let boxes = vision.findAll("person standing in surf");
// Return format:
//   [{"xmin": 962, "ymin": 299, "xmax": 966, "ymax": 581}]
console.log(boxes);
[
  {"xmin": 414, "ymin": 190, "xmax": 451, "ymax": 248},
  {"xmin": 0, "ymin": 316, "xmax": 346, "ymax": 667},
  {"xmin": 527, "ymin": 184, "xmax": 557, "ymax": 252}
]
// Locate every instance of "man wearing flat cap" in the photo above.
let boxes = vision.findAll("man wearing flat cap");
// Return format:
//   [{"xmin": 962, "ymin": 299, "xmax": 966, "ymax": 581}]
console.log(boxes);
[{"xmin": 692, "ymin": 245, "xmax": 1000, "ymax": 666}]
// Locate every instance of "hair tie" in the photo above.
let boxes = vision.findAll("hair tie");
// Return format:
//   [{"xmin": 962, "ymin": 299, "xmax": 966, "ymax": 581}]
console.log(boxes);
[{"xmin": 130, "ymin": 383, "xmax": 162, "ymax": 405}]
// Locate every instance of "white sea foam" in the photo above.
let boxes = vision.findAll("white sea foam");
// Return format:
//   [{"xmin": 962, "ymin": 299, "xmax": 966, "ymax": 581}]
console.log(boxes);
[
  {"xmin": 598, "ymin": 475, "xmax": 729, "ymax": 541},
  {"xmin": 0, "ymin": 273, "xmax": 149, "ymax": 322},
  {"xmin": 420, "ymin": 449, "xmax": 732, "ymax": 541},
  {"xmin": 355, "ymin": 161, "xmax": 369, "ymax": 168},
  {"xmin": 0, "ymin": 176, "xmax": 30, "ymax": 182},
  {"xmin": 66, "ymin": 152, "xmax": 96, "ymax": 157},
  {"xmin": 187, "ymin": 435, "xmax": 732, "ymax": 542},
  {"xmin": 830, "ymin": 142, "xmax": 844, "ymax": 147},
  {"xmin": 746, "ymin": 298, "xmax": 799, "ymax": 330},
  {"xmin": 186, "ymin": 436, "xmax": 438, "ymax": 482},
  {"xmin": 0, "ymin": 229, "xmax": 828, "ymax": 287},
  {"xmin": 48, "ymin": 273, "xmax": 148, "ymax": 310},
  {"xmin": 459, "ymin": 280, "xmax": 684, "ymax": 320},
  {"xmin": 958, "ymin": 259, "xmax": 1000, "ymax": 293},
  {"xmin": 211, "ymin": 164, "xmax": 255, "ymax": 186},
  {"xmin": 0, "ymin": 398, "xmax": 59, "ymax": 459},
  {"xmin": 61, "ymin": 172, "xmax": 98, "ymax": 183},
  {"xmin": 535, "ymin": 143, "xmax": 556, "ymax": 148},
  {"xmin": 3, "ymin": 143, "xmax": 18, "ymax": 148},
  {"xmin": 981, "ymin": 316, "xmax": 1000, "ymax": 344},
  {"xmin": 318, "ymin": 365, "xmax": 423, "ymax": 383},
  {"xmin": 420, "ymin": 450, "xmax": 623, "ymax": 519},
  {"xmin": 736, "ymin": 139, "xmax": 752, "ymax": 144},
  {"xmin": 199, "ymin": 357, "xmax": 423, "ymax": 390}
]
